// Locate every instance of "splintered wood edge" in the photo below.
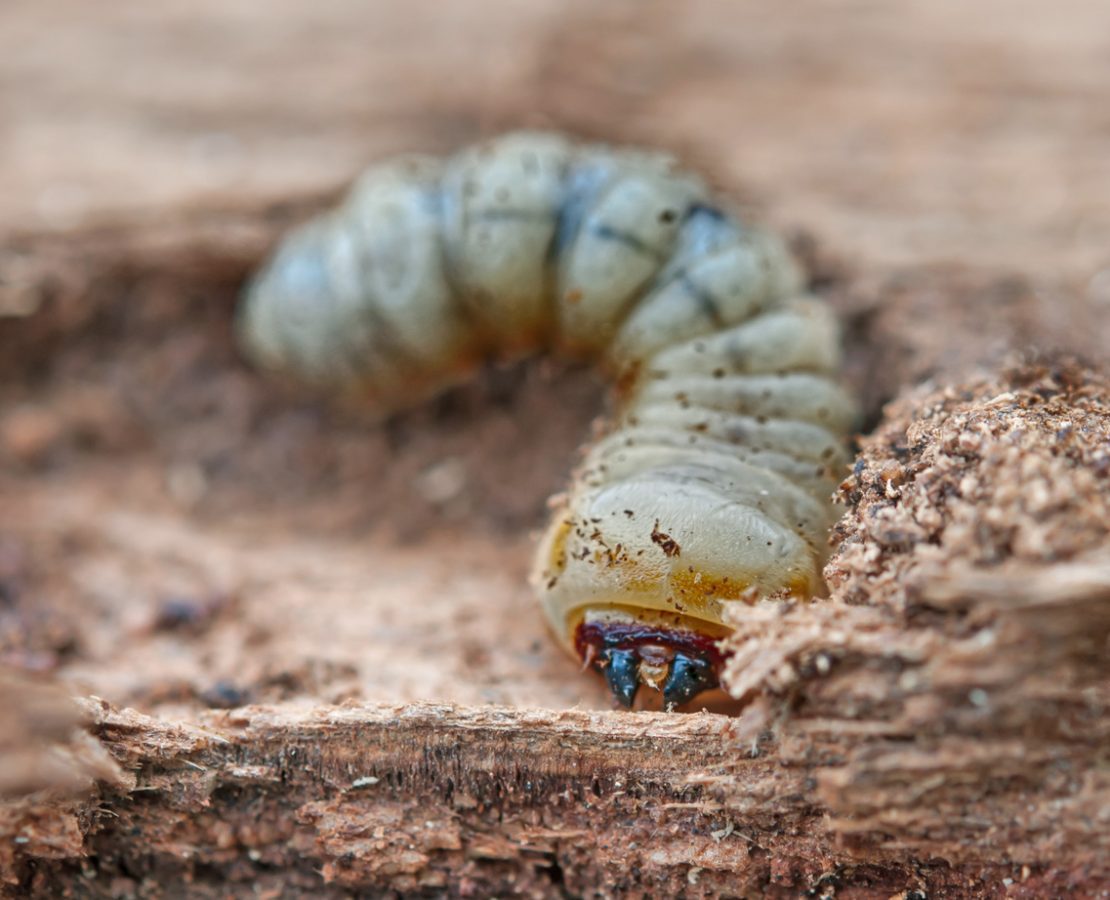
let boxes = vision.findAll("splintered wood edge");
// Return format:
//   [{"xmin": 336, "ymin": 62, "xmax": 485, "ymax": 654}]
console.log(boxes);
[
  {"xmin": 4, "ymin": 700, "xmax": 776, "ymax": 895},
  {"xmin": 91, "ymin": 699, "xmax": 741, "ymax": 773},
  {"xmin": 4, "ymin": 696, "xmax": 1103, "ymax": 897}
]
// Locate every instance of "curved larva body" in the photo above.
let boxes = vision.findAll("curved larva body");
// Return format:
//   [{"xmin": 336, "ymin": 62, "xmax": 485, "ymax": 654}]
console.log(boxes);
[{"xmin": 240, "ymin": 132, "xmax": 857, "ymax": 709}]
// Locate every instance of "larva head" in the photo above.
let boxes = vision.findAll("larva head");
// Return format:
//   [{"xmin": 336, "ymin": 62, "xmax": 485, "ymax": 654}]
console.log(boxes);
[
  {"xmin": 532, "ymin": 466, "xmax": 827, "ymax": 709},
  {"xmin": 573, "ymin": 607, "xmax": 728, "ymax": 709}
]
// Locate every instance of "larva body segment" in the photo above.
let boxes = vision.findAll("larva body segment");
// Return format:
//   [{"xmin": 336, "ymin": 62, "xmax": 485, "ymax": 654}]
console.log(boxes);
[
  {"xmin": 577, "ymin": 427, "xmax": 843, "ymax": 501},
  {"xmin": 643, "ymin": 299, "xmax": 845, "ymax": 380},
  {"xmin": 625, "ymin": 372, "xmax": 858, "ymax": 431},
  {"xmin": 552, "ymin": 153, "xmax": 707, "ymax": 355},
  {"xmin": 439, "ymin": 132, "xmax": 571, "ymax": 350},
  {"xmin": 241, "ymin": 157, "xmax": 482, "ymax": 404},
  {"xmin": 336, "ymin": 158, "xmax": 476, "ymax": 373},
  {"xmin": 604, "ymin": 211, "xmax": 801, "ymax": 371},
  {"xmin": 239, "ymin": 131, "xmax": 857, "ymax": 710}
]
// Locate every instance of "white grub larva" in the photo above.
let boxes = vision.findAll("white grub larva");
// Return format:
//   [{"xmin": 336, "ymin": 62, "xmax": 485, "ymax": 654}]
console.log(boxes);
[{"xmin": 239, "ymin": 132, "xmax": 858, "ymax": 710}]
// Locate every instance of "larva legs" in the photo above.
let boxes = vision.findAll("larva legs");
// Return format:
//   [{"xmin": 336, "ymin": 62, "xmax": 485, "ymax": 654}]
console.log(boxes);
[
  {"xmin": 239, "ymin": 131, "xmax": 856, "ymax": 710},
  {"xmin": 575, "ymin": 613, "xmax": 726, "ymax": 709}
]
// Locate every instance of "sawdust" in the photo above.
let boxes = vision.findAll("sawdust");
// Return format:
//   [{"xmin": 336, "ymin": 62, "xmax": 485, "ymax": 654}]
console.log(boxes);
[{"xmin": 829, "ymin": 357, "xmax": 1110, "ymax": 604}]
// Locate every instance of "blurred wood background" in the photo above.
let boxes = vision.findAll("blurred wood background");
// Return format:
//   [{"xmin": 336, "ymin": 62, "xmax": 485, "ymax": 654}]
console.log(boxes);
[
  {"xmin": 3, "ymin": 0, "xmax": 1109, "ymax": 282},
  {"xmin": 1, "ymin": 1, "xmax": 1108, "ymax": 896}
]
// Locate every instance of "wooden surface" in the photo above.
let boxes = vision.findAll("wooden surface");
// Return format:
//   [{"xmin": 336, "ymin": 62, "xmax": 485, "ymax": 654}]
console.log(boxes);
[
  {"xmin": 1, "ymin": 0, "xmax": 1109, "ymax": 896},
  {"xmin": 7, "ymin": 693, "xmax": 1106, "ymax": 898}
]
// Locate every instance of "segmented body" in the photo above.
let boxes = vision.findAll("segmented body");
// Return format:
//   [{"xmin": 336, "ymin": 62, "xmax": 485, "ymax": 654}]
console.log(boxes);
[{"xmin": 239, "ymin": 132, "xmax": 856, "ymax": 709}]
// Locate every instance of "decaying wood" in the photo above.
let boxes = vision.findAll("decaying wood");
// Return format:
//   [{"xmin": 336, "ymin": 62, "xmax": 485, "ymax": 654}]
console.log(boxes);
[
  {"xmin": 3, "ymin": 308, "xmax": 1108, "ymax": 899},
  {"xmin": 717, "ymin": 361, "xmax": 1110, "ymax": 887},
  {"xmin": 3, "ymin": 0, "xmax": 1110, "ymax": 896},
  {"xmin": 3, "ymin": 697, "xmax": 1104, "ymax": 898},
  {"xmin": 0, "ymin": 672, "xmax": 120, "ymax": 800}
]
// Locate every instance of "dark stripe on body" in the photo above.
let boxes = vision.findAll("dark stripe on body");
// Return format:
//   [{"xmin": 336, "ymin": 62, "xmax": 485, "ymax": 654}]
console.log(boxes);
[
  {"xmin": 587, "ymin": 223, "xmax": 666, "ymax": 262},
  {"xmin": 548, "ymin": 158, "xmax": 615, "ymax": 266},
  {"xmin": 428, "ymin": 182, "xmax": 493, "ymax": 349},
  {"xmin": 678, "ymin": 272, "xmax": 725, "ymax": 327},
  {"xmin": 684, "ymin": 202, "xmax": 730, "ymax": 225},
  {"xmin": 473, "ymin": 207, "xmax": 557, "ymax": 225}
]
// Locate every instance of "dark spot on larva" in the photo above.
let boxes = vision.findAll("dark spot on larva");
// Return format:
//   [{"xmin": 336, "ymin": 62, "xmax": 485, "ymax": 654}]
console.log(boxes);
[
  {"xmin": 650, "ymin": 520, "xmax": 681, "ymax": 558},
  {"xmin": 658, "ymin": 208, "xmax": 677, "ymax": 223},
  {"xmin": 624, "ymin": 510, "xmax": 635, "ymax": 518},
  {"xmin": 713, "ymin": 368, "xmax": 726, "ymax": 379}
]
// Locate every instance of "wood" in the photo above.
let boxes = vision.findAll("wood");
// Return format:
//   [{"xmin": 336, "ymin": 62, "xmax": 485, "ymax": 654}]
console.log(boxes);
[
  {"xmin": 2, "ymin": 0, "xmax": 1110, "ymax": 895},
  {"xmin": 7, "ymin": 694, "xmax": 1105, "ymax": 897}
]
